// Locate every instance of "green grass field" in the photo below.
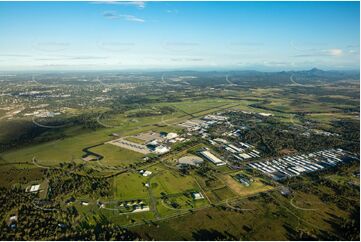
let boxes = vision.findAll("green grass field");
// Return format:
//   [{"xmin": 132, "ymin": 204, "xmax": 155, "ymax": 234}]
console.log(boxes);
[
  {"xmin": 150, "ymin": 168, "xmax": 199, "ymax": 197},
  {"xmin": 306, "ymin": 112, "xmax": 359, "ymax": 124},
  {"xmin": 124, "ymin": 136, "xmax": 146, "ymax": 144},
  {"xmin": 91, "ymin": 144, "xmax": 144, "ymax": 167},
  {"xmin": 0, "ymin": 129, "xmax": 112, "ymax": 165},
  {"xmin": 112, "ymin": 172, "xmax": 149, "ymax": 200}
]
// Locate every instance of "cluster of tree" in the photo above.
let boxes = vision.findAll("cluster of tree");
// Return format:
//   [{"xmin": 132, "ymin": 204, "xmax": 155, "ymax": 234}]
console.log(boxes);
[
  {"xmin": 0, "ymin": 187, "xmax": 35, "ymax": 224},
  {"xmin": 70, "ymin": 112, "xmax": 103, "ymax": 130},
  {"xmin": 0, "ymin": 203, "xmax": 139, "ymax": 240},
  {"xmin": 195, "ymin": 162, "xmax": 216, "ymax": 178},
  {"xmin": 331, "ymin": 120, "xmax": 360, "ymax": 153},
  {"xmin": 337, "ymin": 206, "xmax": 360, "ymax": 241},
  {"xmin": 126, "ymin": 106, "xmax": 175, "ymax": 118},
  {"xmin": 229, "ymin": 117, "xmax": 344, "ymax": 156},
  {"xmin": 158, "ymin": 106, "xmax": 176, "ymax": 114},
  {"xmin": 47, "ymin": 168, "xmax": 111, "ymax": 200}
]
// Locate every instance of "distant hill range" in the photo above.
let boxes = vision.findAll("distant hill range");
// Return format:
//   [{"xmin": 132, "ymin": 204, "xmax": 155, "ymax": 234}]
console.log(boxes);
[{"xmin": 156, "ymin": 68, "xmax": 359, "ymax": 87}]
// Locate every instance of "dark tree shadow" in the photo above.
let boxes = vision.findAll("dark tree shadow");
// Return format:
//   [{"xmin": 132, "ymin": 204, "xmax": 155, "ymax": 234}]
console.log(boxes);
[{"xmin": 192, "ymin": 229, "xmax": 236, "ymax": 241}]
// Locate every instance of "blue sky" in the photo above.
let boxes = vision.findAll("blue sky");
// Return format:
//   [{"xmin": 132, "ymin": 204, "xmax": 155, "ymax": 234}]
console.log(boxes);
[{"xmin": 0, "ymin": 1, "xmax": 359, "ymax": 71}]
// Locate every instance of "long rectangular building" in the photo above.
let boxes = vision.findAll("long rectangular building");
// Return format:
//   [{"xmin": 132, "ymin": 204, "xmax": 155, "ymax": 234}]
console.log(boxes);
[{"xmin": 200, "ymin": 150, "xmax": 226, "ymax": 166}]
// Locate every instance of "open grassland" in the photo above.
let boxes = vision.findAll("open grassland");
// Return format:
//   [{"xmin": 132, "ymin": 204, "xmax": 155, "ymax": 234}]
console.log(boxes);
[
  {"xmin": 0, "ymin": 130, "xmax": 110, "ymax": 165},
  {"xmin": 97, "ymin": 99, "xmax": 234, "ymax": 129},
  {"xmin": 157, "ymin": 194, "xmax": 210, "ymax": 218},
  {"xmin": 91, "ymin": 144, "xmax": 144, "ymax": 167},
  {"xmin": 99, "ymin": 112, "xmax": 180, "ymax": 129},
  {"xmin": 261, "ymin": 98, "xmax": 342, "ymax": 113},
  {"xmin": 101, "ymin": 208, "xmax": 155, "ymax": 226},
  {"xmin": 112, "ymin": 172, "xmax": 149, "ymax": 200},
  {"xmin": 0, "ymin": 119, "xmax": 179, "ymax": 166},
  {"xmin": 207, "ymin": 186, "xmax": 237, "ymax": 203},
  {"xmin": 124, "ymin": 136, "xmax": 145, "ymax": 145},
  {"xmin": 130, "ymin": 192, "xmax": 297, "ymax": 240},
  {"xmin": 149, "ymin": 167, "xmax": 199, "ymax": 197},
  {"xmin": 306, "ymin": 112, "xmax": 359, "ymax": 124},
  {"xmin": 161, "ymin": 98, "xmax": 235, "ymax": 114},
  {"xmin": 130, "ymin": 187, "xmax": 354, "ymax": 240},
  {"xmin": 221, "ymin": 174, "xmax": 273, "ymax": 197}
]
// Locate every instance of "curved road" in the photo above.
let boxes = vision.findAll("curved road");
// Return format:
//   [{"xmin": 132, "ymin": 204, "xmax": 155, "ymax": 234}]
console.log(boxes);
[
  {"xmin": 96, "ymin": 114, "xmax": 117, "ymax": 128},
  {"xmin": 289, "ymin": 74, "xmax": 303, "ymax": 86},
  {"xmin": 289, "ymin": 197, "xmax": 318, "ymax": 211},
  {"xmin": 32, "ymin": 116, "xmax": 68, "ymax": 129}
]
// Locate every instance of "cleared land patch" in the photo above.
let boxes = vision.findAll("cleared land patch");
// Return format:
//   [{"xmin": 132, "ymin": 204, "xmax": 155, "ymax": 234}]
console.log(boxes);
[
  {"xmin": 221, "ymin": 174, "xmax": 273, "ymax": 197},
  {"xmin": 113, "ymin": 172, "xmax": 149, "ymax": 200}
]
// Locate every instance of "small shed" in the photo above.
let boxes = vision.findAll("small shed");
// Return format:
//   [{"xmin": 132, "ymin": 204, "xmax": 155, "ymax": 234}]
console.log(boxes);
[{"xmin": 191, "ymin": 192, "xmax": 204, "ymax": 200}]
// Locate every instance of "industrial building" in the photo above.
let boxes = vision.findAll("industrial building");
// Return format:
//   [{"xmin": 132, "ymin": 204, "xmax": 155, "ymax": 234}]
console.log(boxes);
[
  {"xmin": 200, "ymin": 150, "xmax": 226, "ymax": 166},
  {"xmin": 248, "ymin": 148, "xmax": 353, "ymax": 180}
]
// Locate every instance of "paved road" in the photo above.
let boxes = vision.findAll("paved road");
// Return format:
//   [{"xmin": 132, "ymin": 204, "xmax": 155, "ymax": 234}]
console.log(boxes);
[
  {"xmin": 32, "ymin": 116, "xmax": 68, "ymax": 129},
  {"xmin": 289, "ymin": 74, "xmax": 303, "ymax": 86},
  {"xmin": 225, "ymin": 75, "xmax": 234, "ymax": 85}
]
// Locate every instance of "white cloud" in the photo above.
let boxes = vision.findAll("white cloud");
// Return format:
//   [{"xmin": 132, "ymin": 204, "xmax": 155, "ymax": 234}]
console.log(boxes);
[
  {"xmin": 293, "ymin": 48, "xmax": 345, "ymax": 57},
  {"xmin": 103, "ymin": 11, "xmax": 119, "ymax": 19},
  {"xmin": 165, "ymin": 9, "xmax": 178, "ymax": 14},
  {"xmin": 102, "ymin": 11, "xmax": 145, "ymax": 22},
  {"xmin": 92, "ymin": 1, "xmax": 145, "ymax": 9},
  {"xmin": 290, "ymin": 41, "xmax": 344, "ymax": 57},
  {"xmin": 119, "ymin": 14, "xmax": 145, "ymax": 22},
  {"xmin": 327, "ymin": 48, "xmax": 343, "ymax": 56}
]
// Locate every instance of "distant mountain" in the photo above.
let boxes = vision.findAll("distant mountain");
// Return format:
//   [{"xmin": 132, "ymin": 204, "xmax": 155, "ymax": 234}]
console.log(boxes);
[
  {"xmin": 290, "ymin": 68, "xmax": 359, "ymax": 80},
  {"xmin": 309, "ymin": 67, "xmax": 325, "ymax": 74}
]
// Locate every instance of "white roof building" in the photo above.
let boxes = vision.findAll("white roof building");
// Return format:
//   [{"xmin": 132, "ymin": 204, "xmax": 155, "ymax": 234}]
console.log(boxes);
[
  {"xmin": 166, "ymin": 132, "xmax": 178, "ymax": 140},
  {"xmin": 258, "ymin": 112, "xmax": 273, "ymax": 117},
  {"xmin": 200, "ymin": 150, "xmax": 226, "ymax": 166},
  {"xmin": 142, "ymin": 171, "xmax": 152, "ymax": 177},
  {"xmin": 29, "ymin": 184, "xmax": 40, "ymax": 193},
  {"xmin": 148, "ymin": 139, "xmax": 159, "ymax": 146},
  {"xmin": 192, "ymin": 192, "xmax": 204, "ymax": 200},
  {"xmin": 9, "ymin": 215, "xmax": 17, "ymax": 222},
  {"xmin": 154, "ymin": 145, "xmax": 170, "ymax": 154}
]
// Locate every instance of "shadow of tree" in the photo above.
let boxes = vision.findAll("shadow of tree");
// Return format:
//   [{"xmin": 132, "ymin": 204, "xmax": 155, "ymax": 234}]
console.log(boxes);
[{"xmin": 192, "ymin": 229, "xmax": 237, "ymax": 241}]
